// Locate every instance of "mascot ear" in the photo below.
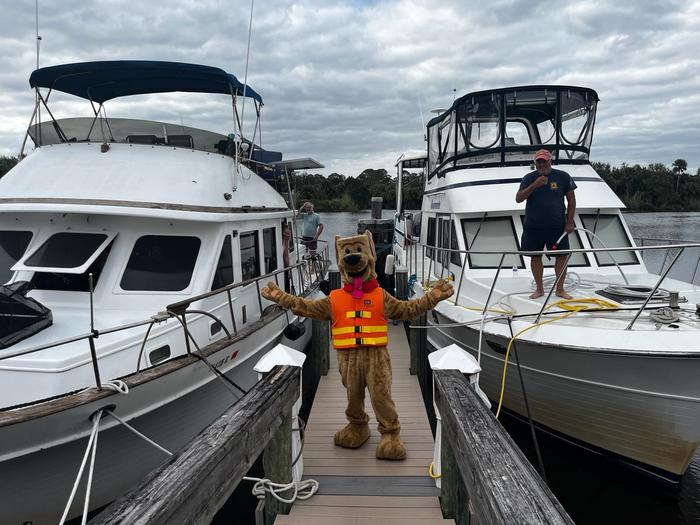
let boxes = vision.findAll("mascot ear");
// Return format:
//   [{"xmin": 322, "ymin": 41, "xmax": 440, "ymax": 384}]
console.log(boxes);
[
  {"xmin": 364, "ymin": 230, "xmax": 376, "ymax": 259},
  {"xmin": 335, "ymin": 235, "xmax": 342, "ymax": 263}
]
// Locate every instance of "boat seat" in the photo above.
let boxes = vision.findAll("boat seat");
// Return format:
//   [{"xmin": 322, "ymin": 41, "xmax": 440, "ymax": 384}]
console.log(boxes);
[
  {"xmin": 126, "ymin": 134, "xmax": 159, "ymax": 145},
  {"xmin": 167, "ymin": 135, "xmax": 194, "ymax": 148}
]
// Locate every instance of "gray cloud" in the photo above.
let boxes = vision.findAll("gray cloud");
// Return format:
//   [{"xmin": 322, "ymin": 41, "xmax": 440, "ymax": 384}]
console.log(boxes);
[{"xmin": 0, "ymin": 0, "xmax": 698, "ymax": 176}]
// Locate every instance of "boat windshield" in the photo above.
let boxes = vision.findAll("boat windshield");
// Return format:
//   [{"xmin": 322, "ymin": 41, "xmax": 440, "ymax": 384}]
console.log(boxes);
[{"xmin": 427, "ymin": 86, "xmax": 598, "ymax": 177}]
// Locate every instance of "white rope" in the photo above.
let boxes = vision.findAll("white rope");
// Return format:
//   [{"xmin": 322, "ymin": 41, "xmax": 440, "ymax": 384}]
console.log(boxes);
[
  {"xmin": 242, "ymin": 476, "xmax": 319, "ymax": 503},
  {"xmin": 82, "ymin": 412, "xmax": 102, "ymax": 525},
  {"xmin": 104, "ymin": 409, "xmax": 173, "ymax": 457},
  {"xmin": 649, "ymin": 306, "xmax": 680, "ymax": 325},
  {"xmin": 59, "ymin": 410, "xmax": 103, "ymax": 525},
  {"xmin": 102, "ymin": 379, "xmax": 129, "ymax": 394}
]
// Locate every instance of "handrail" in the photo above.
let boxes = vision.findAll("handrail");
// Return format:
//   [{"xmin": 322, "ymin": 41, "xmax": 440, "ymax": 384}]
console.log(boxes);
[
  {"xmin": 0, "ymin": 244, "xmax": 329, "ymax": 394},
  {"xmin": 403, "ymin": 238, "xmax": 699, "ymax": 332},
  {"xmin": 167, "ymin": 245, "xmax": 328, "ymax": 314},
  {"xmin": 417, "ymin": 241, "xmax": 700, "ymax": 257}
]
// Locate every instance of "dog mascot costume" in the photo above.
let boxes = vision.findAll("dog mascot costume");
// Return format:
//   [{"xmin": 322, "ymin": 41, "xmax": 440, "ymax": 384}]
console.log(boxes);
[{"xmin": 261, "ymin": 231, "xmax": 453, "ymax": 460}]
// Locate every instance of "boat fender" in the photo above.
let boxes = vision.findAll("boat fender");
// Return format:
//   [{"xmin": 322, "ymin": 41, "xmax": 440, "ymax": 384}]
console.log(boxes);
[
  {"xmin": 384, "ymin": 254, "xmax": 395, "ymax": 275},
  {"xmin": 283, "ymin": 320, "xmax": 306, "ymax": 341}
]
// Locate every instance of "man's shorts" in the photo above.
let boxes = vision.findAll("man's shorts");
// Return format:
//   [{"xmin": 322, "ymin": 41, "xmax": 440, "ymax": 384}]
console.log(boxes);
[
  {"xmin": 301, "ymin": 236, "xmax": 318, "ymax": 251},
  {"xmin": 521, "ymin": 227, "xmax": 569, "ymax": 255}
]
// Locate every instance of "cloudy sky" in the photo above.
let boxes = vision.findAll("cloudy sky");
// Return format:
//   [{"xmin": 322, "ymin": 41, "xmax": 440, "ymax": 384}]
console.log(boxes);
[{"xmin": 1, "ymin": 0, "xmax": 698, "ymax": 176}]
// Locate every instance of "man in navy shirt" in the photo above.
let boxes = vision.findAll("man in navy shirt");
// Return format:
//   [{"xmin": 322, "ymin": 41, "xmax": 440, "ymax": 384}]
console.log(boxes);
[{"xmin": 515, "ymin": 149, "xmax": 576, "ymax": 299}]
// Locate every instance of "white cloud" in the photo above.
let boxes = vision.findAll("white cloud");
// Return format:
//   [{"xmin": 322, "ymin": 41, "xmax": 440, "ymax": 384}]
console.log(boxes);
[{"xmin": 0, "ymin": 0, "xmax": 698, "ymax": 174}]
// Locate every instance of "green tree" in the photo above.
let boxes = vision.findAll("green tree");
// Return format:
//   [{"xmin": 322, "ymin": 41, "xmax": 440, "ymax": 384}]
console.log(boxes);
[
  {"xmin": 0, "ymin": 156, "xmax": 19, "ymax": 179},
  {"xmin": 672, "ymin": 158, "xmax": 687, "ymax": 192}
]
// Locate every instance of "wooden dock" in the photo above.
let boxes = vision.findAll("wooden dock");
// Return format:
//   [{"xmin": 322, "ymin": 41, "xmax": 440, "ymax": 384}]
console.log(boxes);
[{"xmin": 275, "ymin": 322, "xmax": 453, "ymax": 524}]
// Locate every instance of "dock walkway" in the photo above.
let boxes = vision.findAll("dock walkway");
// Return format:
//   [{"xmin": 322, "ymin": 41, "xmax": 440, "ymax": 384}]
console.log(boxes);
[{"xmin": 276, "ymin": 323, "xmax": 452, "ymax": 524}]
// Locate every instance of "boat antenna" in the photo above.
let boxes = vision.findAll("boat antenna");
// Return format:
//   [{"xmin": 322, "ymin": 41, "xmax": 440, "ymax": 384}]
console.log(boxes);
[
  {"xmin": 418, "ymin": 97, "xmax": 426, "ymax": 141},
  {"xmin": 238, "ymin": 0, "xmax": 255, "ymax": 150},
  {"xmin": 35, "ymin": 0, "xmax": 42, "ymax": 69}
]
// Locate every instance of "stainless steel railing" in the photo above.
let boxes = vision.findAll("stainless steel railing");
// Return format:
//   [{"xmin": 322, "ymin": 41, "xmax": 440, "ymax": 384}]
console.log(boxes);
[
  {"xmin": 402, "ymin": 238, "xmax": 700, "ymax": 331},
  {"xmin": 0, "ymin": 242, "xmax": 330, "ymax": 395}
]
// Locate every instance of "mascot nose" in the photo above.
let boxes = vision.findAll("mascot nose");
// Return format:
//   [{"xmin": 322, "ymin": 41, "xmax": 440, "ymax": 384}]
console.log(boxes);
[{"xmin": 344, "ymin": 253, "xmax": 361, "ymax": 265}]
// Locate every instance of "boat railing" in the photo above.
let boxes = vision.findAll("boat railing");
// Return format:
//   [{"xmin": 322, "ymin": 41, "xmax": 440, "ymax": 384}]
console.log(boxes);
[
  {"xmin": 0, "ymin": 243, "xmax": 330, "ymax": 396},
  {"xmin": 403, "ymin": 238, "xmax": 700, "ymax": 331},
  {"xmin": 634, "ymin": 236, "xmax": 700, "ymax": 285}
]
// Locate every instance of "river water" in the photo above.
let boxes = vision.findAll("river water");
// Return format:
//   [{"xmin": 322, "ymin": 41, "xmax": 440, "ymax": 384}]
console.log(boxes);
[{"xmin": 315, "ymin": 210, "xmax": 700, "ymax": 525}]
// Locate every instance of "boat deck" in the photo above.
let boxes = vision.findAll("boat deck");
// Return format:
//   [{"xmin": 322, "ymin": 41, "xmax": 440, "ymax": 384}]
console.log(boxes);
[{"xmin": 275, "ymin": 322, "xmax": 453, "ymax": 524}]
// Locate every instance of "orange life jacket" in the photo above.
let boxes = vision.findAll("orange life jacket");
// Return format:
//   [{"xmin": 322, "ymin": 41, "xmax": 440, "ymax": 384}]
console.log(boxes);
[{"xmin": 330, "ymin": 287, "xmax": 388, "ymax": 349}]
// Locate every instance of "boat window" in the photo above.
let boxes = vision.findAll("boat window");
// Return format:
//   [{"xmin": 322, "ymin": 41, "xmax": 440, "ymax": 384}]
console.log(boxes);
[
  {"xmin": 461, "ymin": 217, "xmax": 524, "ymax": 269},
  {"xmin": 537, "ymin": 119, "xmax": 555, "ymax": 144},
  {"xmin": 32, "ymin": 241, "xmax": 114, "ymax": 291},
  {"xmin": 263, "ymin": 227, "xmax": 278, "ymax": 274},
  {"xmin": 426, "ymin": 217, "xmax": 436, "ymax": 259},
  {"xmin": 580, "ymin": 214, "xmax": 638, "ymax": 266},
  {"xmin": 0, "ymin": 231, "xmax": 33, "ymax": 284},
  {"xmin": 505, "ymin": 122, "xmax": 531, "ymax": 146},
  {"xmin": 120, "ymin": 235, "xmax": 201, "ymax": 291},
  {"xmin": 240, "ymin": 231, "xmax": 261, "ymax": 281},
  {"xmin": 559, "ymin": 90, "xmax": 596, "ymax": 160},
  {"xmin": 518, "ymin": 217, "xmax": 589, "ymax": 267},
  {"xmin": 428, "ymin": 127, "xmax": 440, "ymax": 178},
  {"xmin": 14, "ymin": 232, "xmax": 115, "ymax": 274},
  {"xmin": 450, "ymin": 221, "xmax": 461, "ymax": 266},
  {"xmin": 454, "ymin": 92, "xmax": 502, "ymax": 168},
  {"xmin": 438, "ymin": 218, "xmax": 449, "ymax": 267},
  {"xmin": 211, "ymin": 235, "xmax": 233, "ymax": 291}
]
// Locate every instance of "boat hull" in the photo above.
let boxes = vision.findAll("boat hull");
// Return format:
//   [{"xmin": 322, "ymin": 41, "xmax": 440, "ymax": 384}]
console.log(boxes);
[
  {"xmin": 427, "ymin": 312, "xmax": 700, "ymax": 482},
  {"xmin": 0, "ymin": 315, "xmax": 311, "ymax": 525}
]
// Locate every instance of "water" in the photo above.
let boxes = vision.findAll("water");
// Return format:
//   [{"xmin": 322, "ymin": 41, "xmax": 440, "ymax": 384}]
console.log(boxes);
[{"xmin": 316, "ymin": 209, "xmax": 700, "ymax": 525}]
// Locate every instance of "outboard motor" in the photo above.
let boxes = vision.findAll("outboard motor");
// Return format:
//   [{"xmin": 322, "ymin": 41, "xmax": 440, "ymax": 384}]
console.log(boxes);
[{"xmin": 0, "ymin": 281, "xmax": 52, "ymax": 349}]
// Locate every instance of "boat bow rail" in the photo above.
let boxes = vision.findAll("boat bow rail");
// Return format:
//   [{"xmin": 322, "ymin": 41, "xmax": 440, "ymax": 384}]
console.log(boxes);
[{"xmin": 403, "ymin": 237, "xmax": 700, "ymax": 333}]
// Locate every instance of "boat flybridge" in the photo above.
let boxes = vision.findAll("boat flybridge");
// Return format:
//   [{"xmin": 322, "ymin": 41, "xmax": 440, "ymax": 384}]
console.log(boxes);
[
  {"xmin": 0, "ymin": 61, "xmax": 327, "ymax": 524},
  {"xmin": 393, "ymin": 85, "xmax": 700, "ymax": 483}
]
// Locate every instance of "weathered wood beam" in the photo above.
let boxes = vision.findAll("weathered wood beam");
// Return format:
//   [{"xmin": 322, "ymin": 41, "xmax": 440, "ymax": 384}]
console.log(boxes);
[
  {"xmin": 433, "ymin": 369, "xmax": 572, "ymax": 525},
  {"xmin": 91, "ymin": 365, "xmax": 300, "ymax": 525}
]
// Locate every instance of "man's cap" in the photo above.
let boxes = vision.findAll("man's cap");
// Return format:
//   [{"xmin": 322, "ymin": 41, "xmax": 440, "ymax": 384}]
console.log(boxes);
[{"xmin": 533, "ymin": 149, "xmax": 552, "ymax": 161}]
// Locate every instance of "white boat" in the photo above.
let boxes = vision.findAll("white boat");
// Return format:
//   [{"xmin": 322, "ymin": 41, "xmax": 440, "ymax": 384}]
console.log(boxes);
[
  {"xmin": 0, "ymin": 60, "xmax": 328, "ymax": 524},
  {"xmin": 393, "ymin": 85, "xmax": 700, "ymax": 483}
]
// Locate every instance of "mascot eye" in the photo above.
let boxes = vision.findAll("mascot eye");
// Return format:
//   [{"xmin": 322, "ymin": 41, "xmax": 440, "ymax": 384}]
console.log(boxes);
[
  {"xmin": 344, "ymin": 248, "xmax": 350, "ymax": 254},
  {"xmin": 357, "ymin": 247, "xmax": 362, "ymax": 252}
]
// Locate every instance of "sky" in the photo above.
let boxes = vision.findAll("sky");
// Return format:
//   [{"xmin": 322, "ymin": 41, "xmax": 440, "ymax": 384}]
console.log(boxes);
[{"xmin": 0, "ymin": 0, "xmax": 698, "ymax": 176}]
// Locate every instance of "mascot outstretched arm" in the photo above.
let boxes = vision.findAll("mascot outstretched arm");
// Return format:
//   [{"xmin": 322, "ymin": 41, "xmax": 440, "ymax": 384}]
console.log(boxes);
[{"xmin": 261, "ymin": 230, "xmax": 453, "ymax": 460}]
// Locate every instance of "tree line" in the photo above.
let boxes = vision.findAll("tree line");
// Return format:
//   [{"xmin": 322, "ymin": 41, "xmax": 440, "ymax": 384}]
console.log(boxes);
[{"xmin": 0, "ymin": 155, "xmax": 698, "ymax": 212}]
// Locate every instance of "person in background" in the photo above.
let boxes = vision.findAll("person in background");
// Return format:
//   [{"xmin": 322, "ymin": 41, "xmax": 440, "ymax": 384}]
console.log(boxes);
[
  {"xmin": 298, "ymin": 201, "xmax": 324, "ymax": 255},
  {"xmin": 515, "ymin": 149, "xmax": 576, "ymax": 300}
]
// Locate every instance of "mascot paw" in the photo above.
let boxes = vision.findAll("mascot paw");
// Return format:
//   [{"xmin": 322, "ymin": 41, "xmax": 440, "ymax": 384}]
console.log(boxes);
[
  {"xmin": 260, "ymin": 282, "xmax": 283, "ymax": 302},
  {"xmin": 376, "ymin": 431, "xmax": 406, "ymax": 460},
  {"xmin": 429, "ymin": 278, "xmax": 454, "ymax": 302},
  {"xmin": 334, "ymin": 423, "xmax": 370, "ymax": 449}
]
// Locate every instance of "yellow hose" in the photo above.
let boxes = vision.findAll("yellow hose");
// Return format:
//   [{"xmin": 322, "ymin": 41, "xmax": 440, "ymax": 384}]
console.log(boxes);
[
  {"xmin": 428, "ymin": 461, "xmax": 441, "ymax": 479},
  {"xmin": 494, "ymin": 298, "xmax": 618, "ymax": 419}
]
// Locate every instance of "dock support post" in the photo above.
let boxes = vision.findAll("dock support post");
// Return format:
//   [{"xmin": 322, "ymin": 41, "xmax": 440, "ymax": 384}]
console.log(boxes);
[
  {"xmin": 312, "ymin": 318, "xmax": 330, "ymax": 376},
  {"xmin": 440, "ymin": 432, "xmax": 470, "ymax": 524},
  {"xmin": 328, "ymin": 264, "xmax": 341, "ymax": 291},
  {"xmin": 263, "ymin": 408, "xmax": 293, "ymax": 525},
  {"xmin": 409, "ymin": 312, "xmax": 426, "ymax": 375}
]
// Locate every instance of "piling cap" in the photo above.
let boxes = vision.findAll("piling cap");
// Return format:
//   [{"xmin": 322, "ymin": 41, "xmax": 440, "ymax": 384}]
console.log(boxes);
[
  {"xmin": 254, "ymin": 344, "xmax": 306, "ymax": 373},
  {"xmin": 428, "ymin": 344, "xmax": 481, "ymax": 374}
]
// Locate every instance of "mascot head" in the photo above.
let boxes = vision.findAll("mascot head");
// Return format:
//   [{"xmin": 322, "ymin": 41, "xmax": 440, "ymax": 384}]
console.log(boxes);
[{"xmin": 335, "ymin": 230, "xmax": 377, "ymax": 285}]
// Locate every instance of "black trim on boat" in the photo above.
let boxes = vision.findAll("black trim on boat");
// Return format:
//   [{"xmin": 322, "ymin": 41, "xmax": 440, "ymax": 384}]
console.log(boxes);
[{"xmin": 423, "ymin": 176, "xmax": 603, "ymax": 196}]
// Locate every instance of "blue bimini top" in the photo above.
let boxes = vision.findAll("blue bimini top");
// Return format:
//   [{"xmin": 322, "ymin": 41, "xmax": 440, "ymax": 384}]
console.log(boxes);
[{"xmin": 29, "ymin": 60, "xmax": 263, "ymax": 104}]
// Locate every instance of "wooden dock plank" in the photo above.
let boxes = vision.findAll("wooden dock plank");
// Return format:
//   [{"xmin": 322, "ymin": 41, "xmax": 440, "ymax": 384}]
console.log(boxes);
[{"xmin": 281, "ymin": 323, "xmax": 453, "ymax": 523}]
